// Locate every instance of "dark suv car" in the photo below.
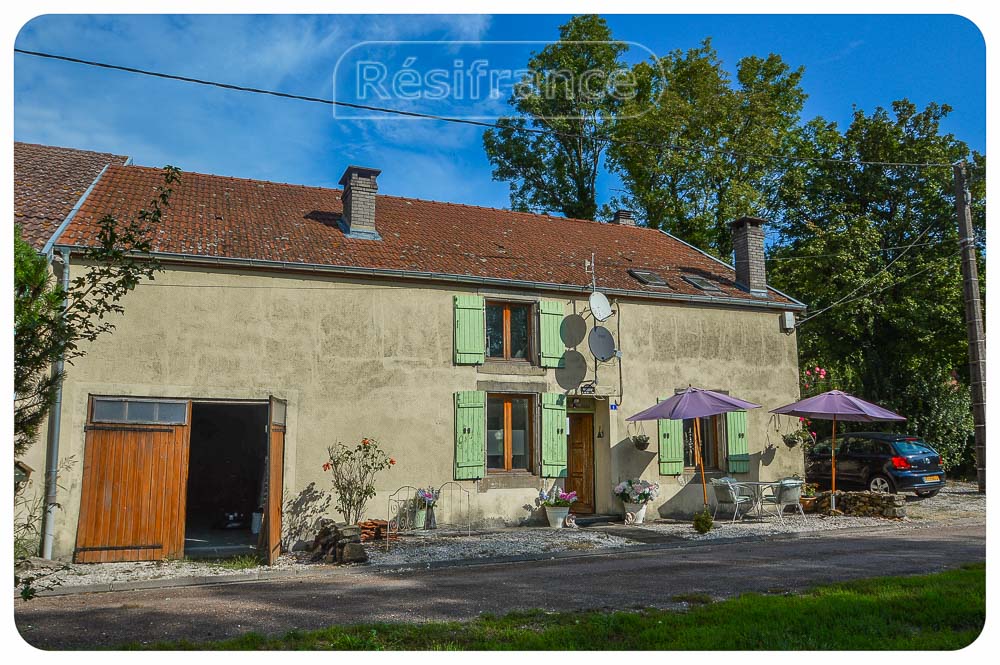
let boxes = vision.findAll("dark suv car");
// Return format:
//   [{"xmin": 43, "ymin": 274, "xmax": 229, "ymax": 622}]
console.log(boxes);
[{"xmin": 806, "ymin": 432, "xmax": 946, "ymax": 497}]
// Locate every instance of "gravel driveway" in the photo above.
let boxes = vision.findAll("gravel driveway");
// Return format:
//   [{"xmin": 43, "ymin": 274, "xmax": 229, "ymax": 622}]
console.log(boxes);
[{"xmin": 17, "ymin": 481, "xmax": 980, "ymax": 595}]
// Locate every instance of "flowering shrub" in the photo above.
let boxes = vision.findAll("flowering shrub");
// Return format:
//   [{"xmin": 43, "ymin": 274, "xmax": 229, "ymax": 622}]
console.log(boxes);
[
  {"xmin": 802, "ymin": 365, "xmax": 831, "ymax": 396},
  {"xmin": 539, "ymin": 487, "xmax": 578, "ymax": 507},
  {"xmin": 416, "ymin": 487, "xmax": 438, "ymax": 507},
  {"xmin": 612, "ymin": 479, "xmax": 660, "ymax": 504},
  {"xmin": 322, "ymin": 437, "xmax": 395, "ymax": 524}
]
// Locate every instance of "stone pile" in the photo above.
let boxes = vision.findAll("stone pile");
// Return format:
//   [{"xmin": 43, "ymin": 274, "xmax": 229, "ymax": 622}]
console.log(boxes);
[
  {"xmin": 359, "ymin": 519, "xmax": 397, "ymax": 543},
  {"xmin": 815, "ymin": 490, "xmax": 906, "ymax": 518},
  {"xmin": 310, "ymin": 519, "xmax": 369, "ymax": 564}
]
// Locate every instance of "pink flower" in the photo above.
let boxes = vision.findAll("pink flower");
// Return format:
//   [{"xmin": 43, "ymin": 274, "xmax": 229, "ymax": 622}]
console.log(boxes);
[
  {"xmin": 811, "ymin": 432, "xmax": 817, "ymax": 437},
  {"xmin": 798, "ymin": 417, "xmax": 804, "ymax": 422},
  {"xmin": 814, "ymin": 366, "xmax": 820, "ymax": 372},
  {"xmin": 804, "ymin": 383, "xmax": 810, "ymax": 389},
  {"xmin": 805, "ymin": 370, "xmax": 812, "ymax": 376}
]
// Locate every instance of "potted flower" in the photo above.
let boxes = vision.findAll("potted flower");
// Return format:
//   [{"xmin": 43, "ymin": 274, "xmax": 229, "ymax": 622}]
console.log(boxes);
[
  {"xmin": 613, "ymin": 479, "xmax": 660, "ymax": 524},
  {"xmin": 538, "ymin": 488, "xmax": 578, "ymax": 528},
  {"xmin": 799, "ymin": 482, "xmax": 819, "ymax": 513},
  {"xmin": 414, "ymin": 488, "xmax": 437, "ymax": 529}
]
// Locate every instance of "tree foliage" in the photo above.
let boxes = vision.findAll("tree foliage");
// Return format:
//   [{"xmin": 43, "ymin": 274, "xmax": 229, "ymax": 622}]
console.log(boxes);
[
  {"xmin": 767, "ymin": 101, "xmax": 984, "ymax": 469},
  {"xmin": 483, "ymin": 15, "xmax": 628, "ymax": 219},
  {"xmin": 608, "ymin": 39, "xmax": 806, "ymax": 257},
  {"xmin": 13, "ymin": 166, "xmax": 180, "ymax": 458}
]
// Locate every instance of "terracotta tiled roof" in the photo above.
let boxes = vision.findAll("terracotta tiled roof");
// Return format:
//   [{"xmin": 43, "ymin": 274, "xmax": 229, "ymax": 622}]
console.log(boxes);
[
  {"xmin": 14, "ymin": 142, "xmax": 130, "ymax": 250},
  {"xmin": 56, "ymin": 163, "xmax": 801, "ymax": 307}
]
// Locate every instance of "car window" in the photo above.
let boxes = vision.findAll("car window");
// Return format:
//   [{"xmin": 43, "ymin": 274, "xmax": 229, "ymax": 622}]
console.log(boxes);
[
  {"xmin": 894, "ymin": 439, "xmax": 935, "ymax": 456},
  {"xmin": 848, "ymin": 438, "xmax": 873, "ymax": 454}
]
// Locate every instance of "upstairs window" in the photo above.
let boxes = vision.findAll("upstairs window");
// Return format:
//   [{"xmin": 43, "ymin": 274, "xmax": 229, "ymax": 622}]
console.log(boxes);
[{"xmin": 486, "ymin": 301, "xmax": 532, "ymax": 361}]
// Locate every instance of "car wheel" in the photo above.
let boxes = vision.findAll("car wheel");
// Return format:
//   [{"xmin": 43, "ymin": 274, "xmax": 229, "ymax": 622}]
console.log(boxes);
[
  {"xmin": 915, "ymin": 489, "xmax": 940, "ymax": 498},
  {"xmin": 868, "ymin": 475, "xmax": 894, "ymax": 494}
]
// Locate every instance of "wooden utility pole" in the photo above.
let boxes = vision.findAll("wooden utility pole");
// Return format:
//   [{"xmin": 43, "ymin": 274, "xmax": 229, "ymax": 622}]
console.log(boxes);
[{"xmin": 953, "ymin": 161, "xmax": 986, "ymax": 493}]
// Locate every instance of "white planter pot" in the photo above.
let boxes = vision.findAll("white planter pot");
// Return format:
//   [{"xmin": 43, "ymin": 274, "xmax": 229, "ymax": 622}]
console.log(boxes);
[
  {"xmin": 624, "ymin": 502, "xmax": 648, "ymax": 524},
  {"xmin": 545, "ymin": 506, "xmax": 570, "ymax": 528}
]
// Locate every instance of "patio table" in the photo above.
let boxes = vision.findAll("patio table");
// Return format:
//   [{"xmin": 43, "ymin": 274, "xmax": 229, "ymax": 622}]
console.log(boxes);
[{"xmin": 731, "ymin": 481, "xmax": 780, "ymax": 519}]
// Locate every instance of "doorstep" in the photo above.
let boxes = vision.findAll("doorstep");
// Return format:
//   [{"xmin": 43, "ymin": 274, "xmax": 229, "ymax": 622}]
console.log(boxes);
[{"xmin": 572, "ymin": 514, "xmax": 622, "ymax": 526}]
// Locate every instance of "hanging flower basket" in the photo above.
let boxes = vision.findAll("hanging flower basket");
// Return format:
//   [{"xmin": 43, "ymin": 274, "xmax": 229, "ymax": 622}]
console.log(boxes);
[{"xmin": 632, "ymin": 434, "xmax": 651, "ymax": 451}]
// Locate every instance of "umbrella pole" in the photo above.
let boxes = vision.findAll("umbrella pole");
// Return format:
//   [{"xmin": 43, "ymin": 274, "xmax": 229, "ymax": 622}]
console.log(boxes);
[
  {"xmin": 831, "ymin": 416, "xmax": 838, "ymax": 512},
  {"xmin": 695, "ymin": 417, "xmax": 708, "ymax": 508}
]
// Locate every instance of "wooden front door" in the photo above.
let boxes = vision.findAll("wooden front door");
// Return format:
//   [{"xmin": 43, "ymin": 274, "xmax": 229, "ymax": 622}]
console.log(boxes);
[
  {"xmin": 260, "ymin": 396, "xmax": 286, "ymax": 565},
  {"xmin": 566, "ymin": 413, "xmax": 595, "ymax": 513},
  {"xmin": 74, "ymin": 399, "xmax": 192, "ymax": 563}
]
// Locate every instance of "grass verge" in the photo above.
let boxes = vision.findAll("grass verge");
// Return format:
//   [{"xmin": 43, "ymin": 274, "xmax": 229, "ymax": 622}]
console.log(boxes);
[{"xmin": 127, "ymin": 563, "xmax": 984, "ymax": 650}]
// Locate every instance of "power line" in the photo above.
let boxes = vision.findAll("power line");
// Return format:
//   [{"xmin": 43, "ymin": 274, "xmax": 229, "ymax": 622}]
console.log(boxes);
[
  {"xmin": 766, "ymin": 240, "xmax": 952, "ymax": 261},
  {"xmin": 15, "ymin": 48, "xmax": 956, "ymax": 170},
  {"xmin": 797, "ymin": 248, "xmax": 962, "ymax": 324},
  {"xmin": 795, "ymin": 219, "xmax": 942, "ymax": 327}
]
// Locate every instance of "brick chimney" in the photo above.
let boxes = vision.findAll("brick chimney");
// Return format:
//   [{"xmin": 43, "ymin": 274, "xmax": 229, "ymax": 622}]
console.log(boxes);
[
  {"xmin": 338, "ymin": 165, "xmax": 382, "ymax": 240},
  {"xmin": 731, "ymin": 216, "xmax": 768, "ymax": 298},
  {"xmin": 610, "ymin": 209, "xmax": 636, "ymax": 226}
]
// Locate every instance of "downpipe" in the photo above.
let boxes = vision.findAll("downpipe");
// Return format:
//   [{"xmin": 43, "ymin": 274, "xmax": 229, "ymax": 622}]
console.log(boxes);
[{"xmin": 40, "ymin": 249, "xmax": 70, "ymax": 560}]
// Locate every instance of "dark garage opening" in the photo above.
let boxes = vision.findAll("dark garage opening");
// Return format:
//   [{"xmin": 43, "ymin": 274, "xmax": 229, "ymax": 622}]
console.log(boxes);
[{"xmin": 185, "ymin": 402, "xmax": 268, "ymax": 558}]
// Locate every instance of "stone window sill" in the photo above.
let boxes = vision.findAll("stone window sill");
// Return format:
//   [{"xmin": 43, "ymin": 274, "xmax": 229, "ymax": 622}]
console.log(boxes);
[
  {"xmin": 479, "ymin": 471, "xmax": 539, "ymax": 491},
  {"xmin": 477, "ymin": 361, "xmax": 547, "ymax": 377}
]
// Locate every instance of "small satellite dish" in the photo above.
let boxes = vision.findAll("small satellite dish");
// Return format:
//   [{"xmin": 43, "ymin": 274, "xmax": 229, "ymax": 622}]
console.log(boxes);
[
  {"xmin": 588, "ymin": 326, "xmax": 617, "ymax": 362},
  {"xmin": 589, "ymin": 291, "xmax": 613, "ymax": 322}
]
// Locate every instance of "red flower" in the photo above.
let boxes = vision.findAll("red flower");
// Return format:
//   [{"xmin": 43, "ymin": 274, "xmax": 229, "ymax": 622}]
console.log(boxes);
[
  {"xmin": 322, "ymin": 462, "xmax": 331, "ymax": 471},
  {"xmin": 362, "ymin": 438, "xmax": 371, "ymax": 446},
  {"xmin": 389, "ymin": 458, "xmax": 396, "ymax": 465}
]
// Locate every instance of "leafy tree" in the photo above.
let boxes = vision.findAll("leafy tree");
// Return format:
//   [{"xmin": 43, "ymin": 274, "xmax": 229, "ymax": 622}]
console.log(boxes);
[
  {"xmin": 608, "ymin": 39, "xmax": 806, "ymax": 257},
  {"xmin": 483, "ymin": 15, "xmax": 628, "ymax": 219},
  {"xmin": 13, "ymin": 166, "xmax": 180, "ymax": 458},
  {"xmin": 767, "ymin": 101, "xmax": 984, "ymax": 468}
]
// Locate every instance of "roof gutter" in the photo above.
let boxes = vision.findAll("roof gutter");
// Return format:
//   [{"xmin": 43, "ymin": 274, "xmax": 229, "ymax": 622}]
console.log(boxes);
[
  {"xmin": 51, "ymin": 244, "xmax": 807, "ymax": 311},
  {"xmin": 658, "ymin": 229, "xmax": 808, "ymax": 310},
  {"xmin": 42, "ymin": 164, "xmax": 110, "ymax": 259}
]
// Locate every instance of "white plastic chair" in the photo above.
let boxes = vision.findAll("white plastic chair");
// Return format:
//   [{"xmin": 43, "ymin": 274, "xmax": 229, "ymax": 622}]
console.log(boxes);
[
  {"xmin": 761, "ymin": 479, "xmax": 806, "ymax": 520},
  {"xmin": 711, "ymin": 478, "xmax": 754, "ymax": 523}
]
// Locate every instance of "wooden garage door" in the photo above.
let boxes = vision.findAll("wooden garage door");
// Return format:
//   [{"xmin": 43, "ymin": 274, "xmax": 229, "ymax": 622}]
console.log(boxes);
[
  {"xmin": 260, "ymin": 395, "xmax": 286, "ymax": 566},
  {"xmin": 74, "ymin": 398, "xmax": 191, "ymax": 563}
]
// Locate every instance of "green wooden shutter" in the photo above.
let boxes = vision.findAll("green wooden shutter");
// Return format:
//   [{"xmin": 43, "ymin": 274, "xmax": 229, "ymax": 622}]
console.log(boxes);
[
  {"xmin": 726, "ymin": 410, "xmax": 750, "ymax": 474},
  {"xmin": 539, "ymin": 300, "xmax": 566, "ymax": 368},
  {"xmin": 454, "ymin": 391, "xmax": 486, "ymax": 480},
  {"xmin": 454, "ymin": 295, "xmax": 485, "ymax": 365},
  {"xmin": 657, "ymin": 413, "xmax": 684, "ymax": 475},
  {"xmin": 540, "ymin": 393, "xmax": 567, "ymax": 477}
]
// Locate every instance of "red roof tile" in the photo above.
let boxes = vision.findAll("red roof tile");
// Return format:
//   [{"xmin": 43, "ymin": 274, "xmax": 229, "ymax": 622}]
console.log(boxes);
[
  {"xmin": 56, "ymin": 163, "xmax": 800, "ymax": 307},
  {"xmin": 14, "ymin": 142, "xmax": 129, "ymax": 250}
]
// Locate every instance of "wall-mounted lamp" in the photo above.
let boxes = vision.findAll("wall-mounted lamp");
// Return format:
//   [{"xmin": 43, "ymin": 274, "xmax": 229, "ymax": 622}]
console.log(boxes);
[{"xmin": 596, "ymin": 425, "xmax": 604, "ymax": 439}]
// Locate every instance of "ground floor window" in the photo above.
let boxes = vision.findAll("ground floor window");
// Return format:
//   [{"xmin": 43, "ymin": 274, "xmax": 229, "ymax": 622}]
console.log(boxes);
[
  {"xmin": 486, "ymin": 394, "xmax": 533, "ymax": 472},
  {"xmin": 683, "ymin": 415, "xmax": 727, "ymax": 469}
]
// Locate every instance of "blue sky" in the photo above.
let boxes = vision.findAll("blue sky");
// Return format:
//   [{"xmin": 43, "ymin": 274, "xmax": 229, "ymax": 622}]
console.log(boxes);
[{"xmin": 14, "ymin": 14, "xmax": 986, "ymax": 211}]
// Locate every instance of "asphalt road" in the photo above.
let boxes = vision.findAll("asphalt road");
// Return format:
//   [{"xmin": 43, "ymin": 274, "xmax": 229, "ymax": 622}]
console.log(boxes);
[{"xmin": 14, "ymin": 521, "xmax": 985, "ymax": 649}]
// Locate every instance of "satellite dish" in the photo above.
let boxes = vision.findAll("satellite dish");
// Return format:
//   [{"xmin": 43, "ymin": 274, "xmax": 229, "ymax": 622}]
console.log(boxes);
[
  {"xmin": 589, "ymin": 291, "xmax": 613, "ymax": 322},
  {"xmin": 588, "ymin": 326, "xmax": 617, "ymax": 362}
]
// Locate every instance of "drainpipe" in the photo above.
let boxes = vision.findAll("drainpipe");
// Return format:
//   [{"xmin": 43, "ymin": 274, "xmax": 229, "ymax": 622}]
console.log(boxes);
[{"xmin": 40, "ymin": 248, "xmax": 71, "ymax": 560}]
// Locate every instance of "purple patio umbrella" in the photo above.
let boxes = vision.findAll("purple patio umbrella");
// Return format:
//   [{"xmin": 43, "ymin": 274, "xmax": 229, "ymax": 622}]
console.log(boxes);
[
  {"xmin": 771, "ymin": 390, "xmax": 905, "ymax": 510},
  {"xmin": 628, "ymin": 387, "xmax": 761, "ymax": 507}
]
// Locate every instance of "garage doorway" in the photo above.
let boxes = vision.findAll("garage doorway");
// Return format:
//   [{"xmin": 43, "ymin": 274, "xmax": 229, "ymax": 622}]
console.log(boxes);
[{"xmin": 184, "ymin": 402, "xmax": 268, "ymax": 558}]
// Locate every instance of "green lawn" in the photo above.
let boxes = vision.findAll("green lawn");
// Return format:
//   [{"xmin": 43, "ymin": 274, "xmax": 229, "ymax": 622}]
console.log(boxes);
[{"xmin": 130, "ymin": 563, "xmax": 984, "ymax": 650}]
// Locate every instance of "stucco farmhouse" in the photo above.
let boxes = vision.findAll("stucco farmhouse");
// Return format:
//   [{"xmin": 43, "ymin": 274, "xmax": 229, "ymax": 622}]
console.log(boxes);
[{"xmin": 16, "ymin": 142, "xmax": 807, "ymax": 563}]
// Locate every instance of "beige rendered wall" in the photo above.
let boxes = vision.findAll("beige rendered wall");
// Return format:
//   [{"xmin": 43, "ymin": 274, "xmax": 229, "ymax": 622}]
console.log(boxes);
[{"xmin": 46, "ymin": 264, "xmax": 803, "ymax": 559}]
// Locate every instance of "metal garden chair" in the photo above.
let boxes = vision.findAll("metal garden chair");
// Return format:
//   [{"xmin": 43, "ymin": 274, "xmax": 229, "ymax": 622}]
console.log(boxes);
[
  {"xmin": 711, "ymin": 478, "xmax": 754, "ymax": 522},
  {"xmin": 761, "ymin": 478, "xmax": 806, "ymax": 520}
]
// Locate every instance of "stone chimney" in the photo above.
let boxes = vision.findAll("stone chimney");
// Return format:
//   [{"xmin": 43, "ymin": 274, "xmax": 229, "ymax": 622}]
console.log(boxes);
[
  {"xmin": 731, "ymin": 216, "xmax": 768, "ymax": 298},
  {"xmin": 610, "ymin": 209, "xmax": 636, "ymax": 226},
  {"xmin": 338, "ymin": 165, "xmax": 382, "ymax": 240}
]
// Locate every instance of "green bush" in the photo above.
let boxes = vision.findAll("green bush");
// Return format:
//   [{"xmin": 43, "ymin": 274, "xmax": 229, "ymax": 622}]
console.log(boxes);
[
  {"xmin": 692, "ymin": 510, "xmax": 713, "ymax": 534},
  {"xmin": 892, "ymin": 370, "xmax": 974, "ymax": 472}
]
